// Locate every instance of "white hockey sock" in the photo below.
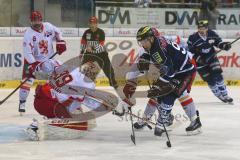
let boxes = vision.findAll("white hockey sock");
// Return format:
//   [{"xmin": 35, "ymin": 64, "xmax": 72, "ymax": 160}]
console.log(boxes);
[
  {"xmin": 143, "ymin": 99, "xmax": 157, "ymax": 119},
  {"xmin": 19, "ymin": 88, "xmax": 30, "ymax": 102},
  {"xmin": 178, "ymin": 92, "xmax": 197, "ymax": 122}
]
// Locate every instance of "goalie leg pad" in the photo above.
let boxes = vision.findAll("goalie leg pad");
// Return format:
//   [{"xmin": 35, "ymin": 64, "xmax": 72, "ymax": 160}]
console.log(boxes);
[{"xmin": 26, "ymin": 118, "xmax": 97, "ymax": 141}]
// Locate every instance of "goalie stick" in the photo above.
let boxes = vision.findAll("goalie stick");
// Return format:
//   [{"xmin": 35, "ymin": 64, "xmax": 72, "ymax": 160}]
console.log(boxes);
[{"xmin": 0, "ymin": 52, "xmax": 58, "ymax": 105}]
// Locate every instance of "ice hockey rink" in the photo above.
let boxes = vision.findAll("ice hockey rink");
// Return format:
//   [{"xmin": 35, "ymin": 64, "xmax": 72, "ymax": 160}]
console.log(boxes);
[{"xmin": 0, "ymin": 86, "xmax": 239, "ymax": 160}]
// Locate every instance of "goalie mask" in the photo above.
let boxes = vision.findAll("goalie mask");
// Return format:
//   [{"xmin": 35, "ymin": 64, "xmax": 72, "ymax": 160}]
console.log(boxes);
[{"xmin": 81, "ymin": 62, "xmax": 100, "ymax": 81}]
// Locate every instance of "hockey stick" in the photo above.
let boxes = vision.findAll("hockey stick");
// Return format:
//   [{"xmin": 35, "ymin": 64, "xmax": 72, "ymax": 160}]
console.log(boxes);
[
  {"xmin": 207, "ymin": 36, "xmax": 240, "ymax": 62},
  {"xmin": 129, "ymin": 107, "xmax": 136, "ymax": 145},
  {"xmin": 0, "ymin": 52, "xmax": 58, "ymax": 105},
  {"xmin": 145, "ymin": 74, "xmax": 172, "ymax": 148}
]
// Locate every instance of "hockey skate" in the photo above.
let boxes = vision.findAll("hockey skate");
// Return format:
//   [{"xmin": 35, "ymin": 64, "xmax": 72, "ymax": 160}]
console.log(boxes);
[
  {"xmin": 133, "ymin": 120, "xmax": 148, "ymax": 130},
  {"xmin": 154, "ymin": 114, "xmax": 174, "ymax": 137},
  {"xmin": 218, "ymin": 95, "xmax": 233, "ymax": 104},
  {"xmin": 25, "ymin": 118, "xmax": 39, "ymax": 141},
  {"xmin": 154, "ymin": 125, "xmax": 165, "ymax": 137},
  {"xmin": 18, "ymin": 100, "xmax": 26, "ymax": 116},
  {"xmin": 186, "ymin": 111, "xmax": 202, "ymax": 135},
  {"xmin": 134, "ymin": 114, "xmax": 174, "ymax": 130}
]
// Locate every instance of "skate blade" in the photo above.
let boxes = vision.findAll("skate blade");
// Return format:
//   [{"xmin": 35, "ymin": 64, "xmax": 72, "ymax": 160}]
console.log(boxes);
[
  {"xmin": 186, "ymin": 128, "xmax": 202, "ymax": 136},
  {"xmin": 166, "ymin": 121, "xmax": 183, "ymax": 131},
  {"xmin": 227, "ymin": 102, "xmax": 234, "ymax": 105},
  {"xmin": 134, "ymin": 127, "xmax": 145, "ymax": 131},
  {"xmin": 24, "ymin": 128, "xmax": 40, "ymax": 141}
]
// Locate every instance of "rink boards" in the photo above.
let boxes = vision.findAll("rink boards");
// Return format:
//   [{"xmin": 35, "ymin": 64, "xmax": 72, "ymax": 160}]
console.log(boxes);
[{"xmin": 0, "ymin": 37, "xmax": 239, "ymax": 88}]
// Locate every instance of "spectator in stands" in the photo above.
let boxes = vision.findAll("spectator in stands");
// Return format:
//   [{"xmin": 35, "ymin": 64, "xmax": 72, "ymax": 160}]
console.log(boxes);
[
  {"xmin": 221, "ymin": 0, "xmax": 235, "ymax": 7},
  {"xmin": 134, "ymin": 0, "xmax": 152, "ymax": 7},
  {"xmin": 199, "ymin": 0, "xmax": 219, "ymax": 30}
]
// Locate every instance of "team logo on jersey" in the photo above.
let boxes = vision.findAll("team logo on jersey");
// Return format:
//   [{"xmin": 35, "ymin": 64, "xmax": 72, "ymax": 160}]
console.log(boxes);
[
  {"xmin": 86, "ymin": 33, "xmax": 91, "ymax": 40},
  {"xmin": 201, "ymin": 48, "xmax": 211, "ymax": 54},
  {"xmin": 33, "ymin": 36, "xmax": 36, "ymax": 42},
  {"xmin": 44, "ymin": 31, "xmax": 52, "ymax": 37},
  {"xmin": 152, "ymin": 52, "xmax": 163, "ymax": 63},
  {"xmin": 208, "ymin": 39, "xmax": 215, "ymax": 44},
  {"xmin": 39, "ymin": 40, "xmax": 48, "ymax": 55},
  {"xmin": 96, "ymin": 34, "xmax": 99, "ymax": 40}
]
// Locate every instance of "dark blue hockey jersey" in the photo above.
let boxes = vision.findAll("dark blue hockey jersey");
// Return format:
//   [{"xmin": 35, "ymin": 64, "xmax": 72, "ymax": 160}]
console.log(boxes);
[
  {"xmin": 187, "ymin": 29, "xmax": 222, "ymax": 62},
  {"xmin": 141, "ymin": 36, "xmax": 195, "ymax": 82}
]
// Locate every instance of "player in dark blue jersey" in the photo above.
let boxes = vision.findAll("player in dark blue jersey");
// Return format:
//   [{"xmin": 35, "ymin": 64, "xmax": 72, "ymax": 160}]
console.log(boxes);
[
  {"xmin": 187, "ymin": 20, "xmax": 233, "ymax": 103},
  {"xmin": 128, "ymin": 26, "xmax": 201, "ymax": 136}
]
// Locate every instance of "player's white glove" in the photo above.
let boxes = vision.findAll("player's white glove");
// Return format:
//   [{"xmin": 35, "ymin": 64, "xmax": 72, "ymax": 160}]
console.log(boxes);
[{"xmin": 112, "ymin": 98, "xmax": 133, "ymax": 116}]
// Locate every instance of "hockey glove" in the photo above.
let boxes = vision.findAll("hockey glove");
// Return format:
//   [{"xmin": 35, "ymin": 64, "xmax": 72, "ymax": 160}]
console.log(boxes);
[
  {"xmin": 137, "ymin": 58, "xmax": 150, "ymax": 73},
  {"xmin": 123, "ymin": 80, "xmax": 137, "ymax": 99},
  {"xmin": 171, "ymin": 74, "xmax": 193, "ymax": 97},
  {"xmin": 219, "ymin": 42, "xmax": 231, "ymax": 51},
  {"xmin": 137, "ymin": 53, "xmax": 151, "ymax": 73},
  {"xmin": 28, "ymin": 62, "xmax": 40, "ymax": 78},
  {"xmin": 112, "ymin": 98, "xmax": 133, "ymax": 116},
  {"xmin": 147, "ymin": 79, "xmax": 175, "ymax": 98},
  {"xmin": 56, "ymin": 40, "xmax": 66, "ymax": 55}
]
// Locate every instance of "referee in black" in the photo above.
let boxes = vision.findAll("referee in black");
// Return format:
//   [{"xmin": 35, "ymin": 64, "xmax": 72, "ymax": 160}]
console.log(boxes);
[{"xmin": 80, "ymin": 16, "xmax": 118, "ymax": 89}]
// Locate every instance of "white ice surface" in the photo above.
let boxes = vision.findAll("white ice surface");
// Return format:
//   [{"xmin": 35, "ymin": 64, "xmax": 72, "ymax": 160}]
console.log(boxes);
[{"xmin": 0, "ymin": 86, "xmax": 240, "ymax": 160}]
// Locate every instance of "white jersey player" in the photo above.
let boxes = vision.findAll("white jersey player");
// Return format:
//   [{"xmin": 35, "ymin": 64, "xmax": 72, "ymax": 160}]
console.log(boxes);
[{"xmin": 19, "ymin": 10, "xmax": 67, "ymax": 115}]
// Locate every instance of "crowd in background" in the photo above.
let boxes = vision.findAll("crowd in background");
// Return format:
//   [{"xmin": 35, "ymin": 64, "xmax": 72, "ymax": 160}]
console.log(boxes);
[
  {"xmin": 0, "ymin": 0, "xmax": 239, "ymax": 28},
  {"xmin": 95, "ymin": 0, "xmax": 240, "ymax": 8}
]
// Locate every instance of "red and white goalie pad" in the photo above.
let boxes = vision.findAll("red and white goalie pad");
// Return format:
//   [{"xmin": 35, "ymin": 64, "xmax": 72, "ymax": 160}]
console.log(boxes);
[{"xmin": 26, "ymin": 117, "xmax": 97, "ymax": 141}]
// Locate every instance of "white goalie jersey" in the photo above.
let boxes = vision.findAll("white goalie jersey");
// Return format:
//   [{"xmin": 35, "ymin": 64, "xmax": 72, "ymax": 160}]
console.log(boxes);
[{"xmin": 36, "ymin": 59, "xmax": 99, "ymax": 110}]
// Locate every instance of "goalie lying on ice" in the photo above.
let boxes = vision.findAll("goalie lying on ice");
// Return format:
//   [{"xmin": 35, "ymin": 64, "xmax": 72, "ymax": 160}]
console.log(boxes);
[{"xmin": 25, "ymin": 59, "xmax": 111, "ymax": 141}]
